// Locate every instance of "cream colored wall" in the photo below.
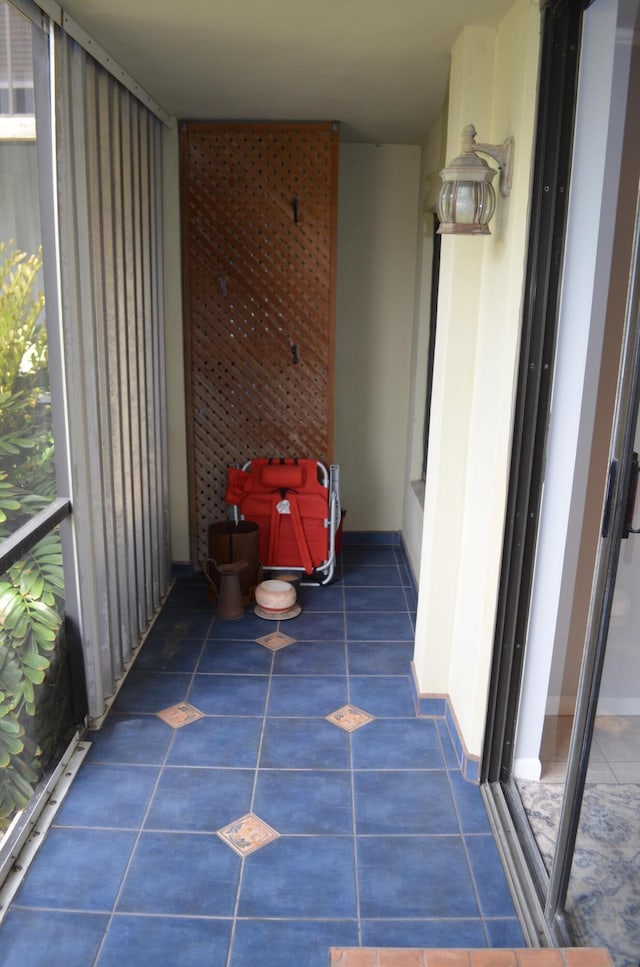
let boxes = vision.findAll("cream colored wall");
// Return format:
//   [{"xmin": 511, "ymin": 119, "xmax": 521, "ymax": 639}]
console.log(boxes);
[
  {"xmin": 164, "ymin": 137, "xmax": 422, "ymax": 561},
  {"xmin": 401, "ymin": 116, "xmax": 446, "ymax": 580},
  {"xmin": 334, "ymin": 143, "xmax": 421, "ymax": 532},
  {"xmin": 413, "ymin": 0, "xmax": 541, "ymax": 758}
]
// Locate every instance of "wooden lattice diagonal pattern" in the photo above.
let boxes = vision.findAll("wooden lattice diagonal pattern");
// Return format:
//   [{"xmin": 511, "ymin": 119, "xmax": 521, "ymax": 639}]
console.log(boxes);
[{"xmin": 181, "ymin": 122, "xmax": 339, "ymax": 565}]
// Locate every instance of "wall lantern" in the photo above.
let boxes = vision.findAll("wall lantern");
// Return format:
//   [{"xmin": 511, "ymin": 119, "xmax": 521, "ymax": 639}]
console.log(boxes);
[{"xmin": 437, "ymin": 124, "xmax": 515, "ymax": 235}]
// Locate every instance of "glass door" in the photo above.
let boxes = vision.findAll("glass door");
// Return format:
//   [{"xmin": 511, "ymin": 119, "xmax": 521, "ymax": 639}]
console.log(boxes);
[
  {"xmin": 483, "ymin": 4, "xmax": 640, "ymax": 956},
  {"xmin": 488, "ymin": 178, "xmax": 640, "ymax": 965},
  {"xmin": 518, "ymin": 175, "xmax": 640, "ymax": 963},
  {"xmin": 563, "ymin": 515, "xmax": 640, "ymax": 963},
  {"xmin": 554, "ymin": 214, "xmax": 640, "ymax": 963}
]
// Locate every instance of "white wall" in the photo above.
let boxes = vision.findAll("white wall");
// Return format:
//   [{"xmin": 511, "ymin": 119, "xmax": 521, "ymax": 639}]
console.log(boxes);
[
  {"xmin": 334, "ymin": 143, "xmax": 421, "ymax": 532},
  {"xmin": 413, "ymin": 0, "xmax": 541, "ymax": 759}
]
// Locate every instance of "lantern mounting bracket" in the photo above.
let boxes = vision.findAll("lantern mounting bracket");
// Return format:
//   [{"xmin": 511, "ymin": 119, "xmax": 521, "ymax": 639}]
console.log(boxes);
[{"xmin": 461, "ymin": 125, "xmax": 515, "ymax": 198}]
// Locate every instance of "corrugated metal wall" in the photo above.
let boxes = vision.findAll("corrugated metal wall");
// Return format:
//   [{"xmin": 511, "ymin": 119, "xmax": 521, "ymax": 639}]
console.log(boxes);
[{"xmin": 53, "ymin": 27, "xmax": 171, "ymax": 720}]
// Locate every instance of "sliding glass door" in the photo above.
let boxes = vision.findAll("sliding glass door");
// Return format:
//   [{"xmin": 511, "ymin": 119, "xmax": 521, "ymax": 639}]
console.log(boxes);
[
  {"xmin": 563, "ymin": 504, "xmax": 640, "ymax": 962},
  {"xmin": 547, "ymin": 180, "xmax": 640, "ymax": 963},
  {"xmin": 483, "ymin": 3, "xmax": 640, "ymax": 963}
]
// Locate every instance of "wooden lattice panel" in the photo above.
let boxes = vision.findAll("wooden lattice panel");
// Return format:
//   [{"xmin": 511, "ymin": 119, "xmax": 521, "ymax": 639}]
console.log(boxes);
[{"xmin": 180, "ymin": 122, "xmax": 339, "ymax": 565}]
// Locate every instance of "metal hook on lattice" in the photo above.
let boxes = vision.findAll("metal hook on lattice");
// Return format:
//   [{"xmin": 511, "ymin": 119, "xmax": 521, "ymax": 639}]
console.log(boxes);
[{"xmin": 289, "ymin": 335, "xmax": 299, "ymax": 364}]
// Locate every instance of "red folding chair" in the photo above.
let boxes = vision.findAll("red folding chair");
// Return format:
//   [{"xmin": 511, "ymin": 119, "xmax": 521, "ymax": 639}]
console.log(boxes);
[{"xmin": 225, "ymin": 457, "xmax": 341, "ymax": 584}]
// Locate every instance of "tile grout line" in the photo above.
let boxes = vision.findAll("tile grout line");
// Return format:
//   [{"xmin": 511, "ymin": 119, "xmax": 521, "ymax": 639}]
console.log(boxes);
[
  {"xmin": 442, "ymin": 758, "xmax": 494, "ymax": 950},
  {"xmin": 394, "ymin": 542, "xmax": 413, "ymax": 618},
  {"xmin": 339, "ymin": 557, "xmax": 366, "ymax": 948},
  {"xmin": 8, "ymin": 552, "xmax": 537, "ymax": 963},
  {"xmin": 343, "ymin": 576, "xmax": 364, "ymax": 948},
  {"xmin": 224, "ymin": 635, "xmax": 276, "ymax": 967},
  {"xmin": 89, "ymin": 631, "xmax": 212, "ymax": 966},
  {"xmin": 459, "ymin": 821, "xmax": 492, "ymax": 949},
  {"xmin": 347, "ymin": 546, "xmax": 440, "ymax": 952}
]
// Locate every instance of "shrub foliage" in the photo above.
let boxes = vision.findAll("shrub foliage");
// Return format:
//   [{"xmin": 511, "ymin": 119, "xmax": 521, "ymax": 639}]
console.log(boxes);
[{"xmin": 0, "ymin": 242, "xmax": 65, "ymax": 828}]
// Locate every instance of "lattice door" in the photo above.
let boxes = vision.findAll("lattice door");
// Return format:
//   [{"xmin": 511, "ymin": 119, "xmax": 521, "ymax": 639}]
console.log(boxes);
[{"xmin": 180, "ymin": 122, "xmax": 339, "ymax": 565}]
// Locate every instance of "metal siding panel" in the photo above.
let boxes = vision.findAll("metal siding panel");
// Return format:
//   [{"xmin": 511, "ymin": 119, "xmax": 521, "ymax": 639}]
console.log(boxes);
[
  {"xmin": 131, "ymin": 101, "xmax": 153, "ymax": 625},
  {"xmin": 149, "ymin": 118, "xmax": 166, "ymax": 603},
  {"xmin": 54, "ymin": 32, "xmax": 112, "ymax": 715},
  {"xmin": 52, "ymin": 27, "xmax": 171, "ymax": 716},
  {"xmin": 94, "ymin": 65, "xmax": 128, "ymax": 673},
  {"xmin": 107, "ymin": 83, "xmax": 136, "ymax": 658},
  {"xmin": 154, "ymin": 122, "xmax": 171, "ymax": 588},
  {"xmin": 149, "ymin": 123, "xmax": 167, "ymax": 588},
  {"xmin": 111, "ymin": 87, "xmax": 138, "ymax": 652},
  {"xmin": 146, "ymin": 118, "xmax": 170, "ymax": 594},
  {"xmin": 119, "ymin": 92, "xmax": 145, "ymax": 643},
  {"xmin": 138, "ymin": 112, "xmax": 158, "ymax": 618},
  {"xmin": 84, "ymin": 56, "xmax": 122, "ymax": 677}
]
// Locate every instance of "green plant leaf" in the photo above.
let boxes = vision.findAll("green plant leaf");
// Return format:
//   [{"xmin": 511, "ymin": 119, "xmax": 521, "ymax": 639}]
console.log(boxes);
[
  {"xmin": 31, "ymin": 622, "xmax": 58, "ymax": 646},
  {"xmin": 11, "ymin": 755, "xmax": 41, "ymax": 784},
  {"xmin": 21, "ymin": 679, "xmax": 34, "ymax": 705},
  {"xmin": 5, "ymin": 782, "xmax": 30, "ymax": 809},
  {"xmin": 0, "ymin": 497, "xmax": 20, "ymax": 510},
  {"xmin": 18, "ymin": 565, "xmax": 40, "ymax": 596},
  {"xmin": 0, "ymin": 244, "xmax": 63, "ymax": 831},
  {"xmin": 0, "ymin": 732, "xmax": 24, "ymax": 755},
  {"xmin": 33, "ymin": 553, "xmax": 63, "ymax": 565},
  {"xmin": 40, "ymin": 569, "xmax": 64, "ymax": 589},
  {"xmin": 29, "ymin": 655, "xmax": 52, "ymax": 671},
  {"xmin": 8, "ymin": 611, "xmax": 30, "ymax": 639},
  {"xmin": 1, "ymin": 594, "xmax": 26, "ymax": 628},
  {"xmin": 23, "ymin": 647, "xmax": 50, "ymax": 672},
  {"xmin": 23, "ymin": 665, "xmax": 46, "ymax": 685},
  {"xmin": 0, "ymin": 714, "xmax": 22, "ymax": 733},
  {"xmin": 8, "ymin": 767, "xmax": 37, "ymax": 799},
  {"xmin": 28, "ymin": 601, "xmax": 61, "ymax": 629}
]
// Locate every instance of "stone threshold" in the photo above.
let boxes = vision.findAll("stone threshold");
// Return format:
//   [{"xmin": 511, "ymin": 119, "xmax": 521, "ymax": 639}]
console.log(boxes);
[{"xmin": 329, "ymin": 948, "xmax": 613, "ymax": 967}]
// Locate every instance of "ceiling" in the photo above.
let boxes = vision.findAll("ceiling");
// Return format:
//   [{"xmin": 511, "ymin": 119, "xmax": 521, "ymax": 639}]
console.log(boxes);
[{"xmin": 59, "ymin": 0, "xmax": 517, "ymax": 143}]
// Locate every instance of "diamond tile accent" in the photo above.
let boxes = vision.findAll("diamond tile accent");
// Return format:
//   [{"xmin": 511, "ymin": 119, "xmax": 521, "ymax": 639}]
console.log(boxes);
[
  {"xmin": 217, "ymin": 812, "xmax": 280, "ymax": 856},
  {"xmin": 257, "ymin": 631, "xmax": 296, "ymax": 651},
  {"xmin": 595, "ymin": 715, "xmax": 629, "ymax": 736},
  {"xmin": 156, "ymin": 702, "xmax": 205, "ymax": 728},
  {"xmin": 327, "ymin": 704, "xmax": 374, "ymax": 732}
]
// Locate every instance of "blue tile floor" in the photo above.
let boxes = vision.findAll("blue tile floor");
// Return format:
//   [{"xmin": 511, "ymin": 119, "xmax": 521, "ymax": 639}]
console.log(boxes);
[{"xmin": 0, "ymin": 537, "xmax": 524, "ymax": 967}]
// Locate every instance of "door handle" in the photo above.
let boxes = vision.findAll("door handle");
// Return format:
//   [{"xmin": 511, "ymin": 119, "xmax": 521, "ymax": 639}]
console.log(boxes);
[
  {"xmin": 623, "ymin": 451, "xmax": 640, "ymax": 538},
  {"xmin": 602, "ymin": 460, "xmax": 617, "ymax": 539}
]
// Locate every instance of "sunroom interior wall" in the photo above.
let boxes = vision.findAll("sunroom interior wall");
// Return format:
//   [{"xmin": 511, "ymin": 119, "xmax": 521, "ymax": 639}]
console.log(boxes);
[
  {"xmin": 401, "ymin": 114, "xmax": 447, "ymax": 581},
  {"xmin": 413, "ymin": 0, "xmax": 541, "ymax": 759},
  {"xmin": 53, "ymin": 27, "xmax": 170, "ymax": 719},
  {"xmin": 334, "ymin": 143, "xmax": 421, "ymax": 531}
]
